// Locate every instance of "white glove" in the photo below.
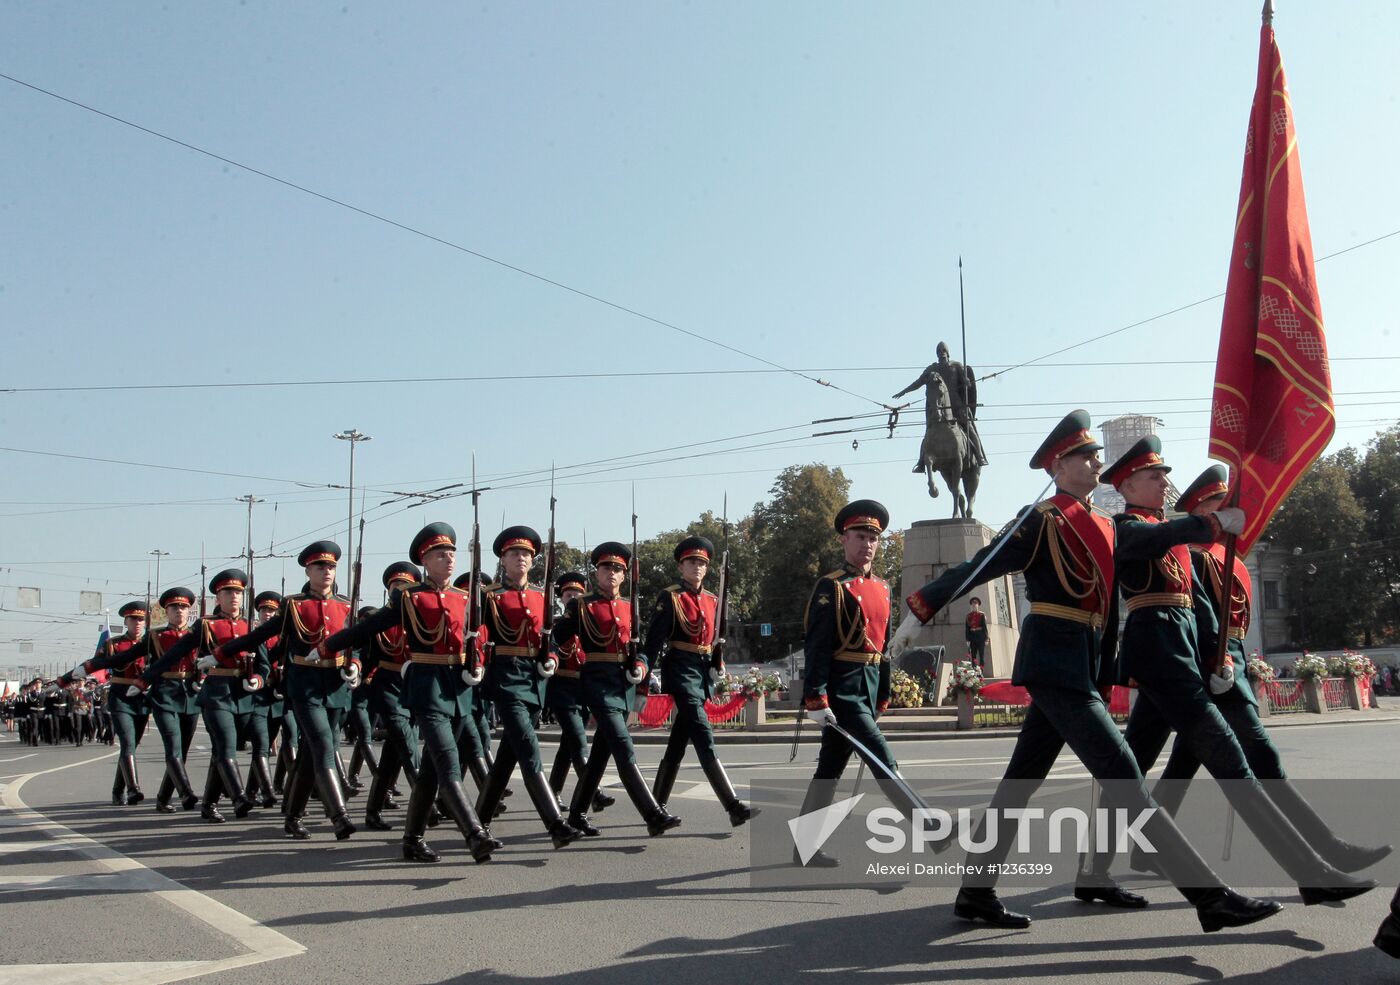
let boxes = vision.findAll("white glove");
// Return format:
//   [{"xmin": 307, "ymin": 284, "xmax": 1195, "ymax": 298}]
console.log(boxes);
[
  {"xmin": 69, "ymin": 666, "xmax": 87, "ymax": 681},
  {"xmin": 125, "ymin": 685, "xmax": 142, "ymax": 698},
  {"xmin": 887, "ymin": 612, "xmax": 923, "ymax": 661},
  {"xmin": 400, "ymin": 659, "xmax": 412, "ymax": 676},
  {"xmin": 462, "ymin": 666, "xmax": 485, "ymax": 686},
  {"xmin": 1213, "ymin": 507, "xmax": 1246, "ymax": 536},
  {"xmin": 195, "ymin": 654, "xmax": 218, "ymax": 672},
  {"xmin": 539, "ymin": 658, "xmax": 557, "ymax": 678},
  {"xmin": 242, "ymin": 675, "xmax": 264, "ymax": 693},
  {"xmin": 1209, "ymin": 664, "xmax": 1235, "ymax": 695},
  {"xmin": 807, "ymin": 705, "xmax": 837, "ymax": 727},
  {"xmin": 341, "ymin": 665, "xmax": 361, "ymax": 689},
  {"xmin": 625, "ymin": 662, "xmax": 647, "ymax": 685}
]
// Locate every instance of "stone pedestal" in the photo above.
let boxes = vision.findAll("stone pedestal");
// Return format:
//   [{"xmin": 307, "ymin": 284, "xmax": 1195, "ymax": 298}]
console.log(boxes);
[
  {"xmin": 1346, "ymin": 677, "xmax": 1366, "ymax": 711},
  {"xmin": 901, "ymin": 519, "xmax": 1021, "ymax": 700},
  {"xmin": 955, "ymin": 690, "xmax": 975, "ymax": 730},
  {"xmin": 1302, "ymin": 677, "xmax": 1325, "ymax": 714},
  {"xmin": 1255, "ymin": 683, "xmax": 1272, "ymax": 717}
]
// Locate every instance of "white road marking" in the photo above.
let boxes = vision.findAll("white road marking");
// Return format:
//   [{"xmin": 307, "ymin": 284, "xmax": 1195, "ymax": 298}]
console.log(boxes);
[
  {"xmin": 0, "ymin": 754, "xmax": 37, "ymax": 763},
  {"xmin": 0, "ymin": 752, "xmax": 305, "ymax": 985}
]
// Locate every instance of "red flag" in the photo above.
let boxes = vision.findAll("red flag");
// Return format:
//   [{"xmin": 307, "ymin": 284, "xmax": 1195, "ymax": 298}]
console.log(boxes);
[{"xmin": 1208, "ymin": 7, "xmax": 1334, "ymax": 556}]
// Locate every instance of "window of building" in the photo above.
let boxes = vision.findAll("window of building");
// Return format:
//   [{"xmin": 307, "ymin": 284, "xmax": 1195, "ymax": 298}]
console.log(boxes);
[{"xmin": 1263, "ymin": 580, "xmax": 1281, "ymax": 611}]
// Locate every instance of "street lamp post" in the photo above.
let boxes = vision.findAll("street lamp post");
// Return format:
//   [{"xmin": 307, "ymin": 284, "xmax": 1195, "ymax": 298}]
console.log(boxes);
[
  {"xmin": 148, "ymin": 549, "xmax": 169, "ymax": 598},
  {"xmin": 333, "ymin": 430, "xmax": 372, "ymax": 578}
]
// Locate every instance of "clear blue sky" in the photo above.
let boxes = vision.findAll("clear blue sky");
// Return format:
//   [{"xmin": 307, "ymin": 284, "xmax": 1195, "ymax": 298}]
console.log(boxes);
[{"xmin": 2, "ymin": 2, "xmax": 1397, "ymax": 671}]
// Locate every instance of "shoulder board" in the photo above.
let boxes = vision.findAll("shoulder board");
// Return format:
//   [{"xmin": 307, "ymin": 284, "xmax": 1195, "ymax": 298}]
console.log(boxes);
[
  {"xmin": 702, "ymin": 589, "xmax": 718, "ymax": 599},
  {"xmin": 447, "ymin": 586, "xmax": 470, "ymax": 596},
  {"xmin": 334, "ymin": 593, "xmax": 350, "ymax": 602},
  {"xmin": 1089, "ymin": 503, "xmax": 1114, "ymax": 518},
  {"xmin": 663, "ymin": 584, "xmax": 681, "ymax": 594},
  {"xmin": 821, "ymin": 569, "xmax": 846, "ymax": 581}
]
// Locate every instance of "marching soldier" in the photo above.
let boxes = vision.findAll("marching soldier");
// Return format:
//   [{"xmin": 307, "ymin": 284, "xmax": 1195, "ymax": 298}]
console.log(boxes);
[
  {"xmin": 245, "ymin": 591, "xmax": 286, "ymax": 808},
  {"xmin": 472, "ymin": 525, "xmax": 581, "ymax": 847},
  {"xmin": 545, "ymin": 571, "xmax": 615, "ymax": 816},
  {"xmin": 794, "ymin": 500, "xmax": 900, "ymax": 867},
  {"xmin": 218, "ymin": 543, "xmax": 359, "ymax": 840},
  {"xmin": 141, "ymin": 570, "xmax": 267, "ymax": 822},
  {"xmin": 645, "ymin": 535, "xmax": 755, "ymax": 826},
  {"xmin": 552, "ymin": 542, "xmax": 681, "ymax": 838},
  {"xmin": 891, "ymin": 412, "xmax": 1284, "ymax": 931},
  {"xmin": 141, "ymin": 587, "xmax": 201, "ymax": 813},
  {"xmin": 68, "ymin": 679, "xmax": 90, "ymax": 746},
  {"xmin": 451, "ymin": 571, "xmax": 505, "ymax": 805},
  {"xmin": 1107, "ymin": 465, "xmax": 1389, "ymax": 874},
  {"xmin": 318, "ymin": 523, "xmax": 501, "ymax": 863},
  {"xmin": 359, "ymin": 562, "xmax": 420, "ymax": 830},
  {"xmin": 63, "ymin": 601, "xmax": 150, "ymax": 804},
  {"xmin": 1082, "ymin": 436, "xmax": 1372, "ymax": 904}
]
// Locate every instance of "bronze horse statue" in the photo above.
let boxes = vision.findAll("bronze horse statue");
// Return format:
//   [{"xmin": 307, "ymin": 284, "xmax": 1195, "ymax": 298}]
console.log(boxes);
[{"xmin": 916, "ymin": 374, "xmax": 980, "ymax": 518}]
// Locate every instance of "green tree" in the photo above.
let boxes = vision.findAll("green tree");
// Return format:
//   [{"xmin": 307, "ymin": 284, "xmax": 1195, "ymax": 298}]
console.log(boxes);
[
  {"xmin": 1263, "ymin": 451, "xmax": 1378, "ymax": 648},
  {"xmin": 1353, "ymin": 424, "xmax": 1400, "ymax": 642}
]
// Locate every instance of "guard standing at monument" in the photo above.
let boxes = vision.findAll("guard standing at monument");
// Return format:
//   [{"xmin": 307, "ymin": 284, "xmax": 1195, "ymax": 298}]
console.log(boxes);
[
  {"xmin": 360, "ymin": 562, "xmax": 421, "ymax": 831},
  {"xmin": 141, "ymin": 587, "xmax": 201, "ymax": 813},
  {"xmin": 218, "ymin": 543, "xmax": 359, "ymax": 840},
  {"xmin": 645, "ymin": 535, "xmax": 755, "ymax": 826},
  {"xmin": 1082, "ymin": 436, "xmax": 1372, "ymax": 904},
  {"xmin": 317, "ymin": 522, "xmax": 502, "ymax": 864},
  {"xmin": 552, "ymin": 542, "xmax": 682, "ymax": 837},
  {"xmin": 63, "ymin": 601, "xmax": 150, "ymax": 805},
  {"xmin": 964, "ymin": 597, "xmax": 989, "ymax": 670},
  {"xmin": 889, "ymin": 412, "xmax": 1286, "ymax": 932},
  {"xmin": 140, "ymin": 570, "xmax": 266, "ymax": 823},
  {"xmin": 545, "ymin": 571, "xmax": 615, "ymax": 820},
  {"xmin": 472, "ymin": 525, "xmax": 581, "ymax": 847}
]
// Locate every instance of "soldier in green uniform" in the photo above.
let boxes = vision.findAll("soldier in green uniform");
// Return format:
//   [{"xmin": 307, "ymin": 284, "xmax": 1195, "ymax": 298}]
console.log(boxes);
[
  {"xmin": 140, "ymin": 570, "xmax": 268, "ymax": 822},
  {"xmin": 64, "ymin": 601, "xmax": 150, "ymax": 805},
  {"xmin": 142, "ymin": 587, "xmax": 201, "ymax": 813},
  {"xmin": 545, "ymin": 571, "xmax": 615, "ymax": 817},
  {"xmin": 794, "ymin": 501, "xmax": 898, "ymax": 867},
  {"xmin": 1108, "ymin": 465, "xmax": 1388, "ymax": 874},
  {"xmin": 645, "ymin": 535, "xmax": 755, "ymax": 826},
  {"xmin": 245, "ymin": 591, "xmax": 286, "ymax": 808},
  {"xmin": 891, "ymin": 412, "xmax": 1284, "ymax": 932},
  {"xmin": 552, "ymin": 542, "xmax": 681, "ymax": 837},
  {"xmin": 219, "ymin": 543, "xmax": 360, "ymax": 840},
  {"xmin": 360, "ymin": 562, "xmax": 420, "ymax": 831},
  {"xmin": 452, "ymin": 570, "xmax": 506, "ymax": 806},
  {"xmin": 472, "ymin": 525, "xmax": 581, "ymax": 847},
  {"xmin": 1082, "ymin": 437, "xmax": 1372, "ymax": 904},
  {"xmin": 318, "ymin": 523, "xmax": 501, "ymax": 863}
]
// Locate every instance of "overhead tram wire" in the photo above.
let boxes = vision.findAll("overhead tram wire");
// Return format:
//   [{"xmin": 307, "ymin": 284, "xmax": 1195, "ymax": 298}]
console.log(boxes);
[{"xmin": 0, "ymin": 71, "xmax": 893, "ymax": 414}]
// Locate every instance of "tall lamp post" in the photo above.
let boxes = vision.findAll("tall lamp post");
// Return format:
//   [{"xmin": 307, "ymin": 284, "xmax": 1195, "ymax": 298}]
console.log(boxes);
[
  {"xmin": 148, "ymin": 549, "xmax": 169, "ymax": 598},
  {"xmin": 333, "ymin": 430, "xmax": 372, "ymax": 577}
]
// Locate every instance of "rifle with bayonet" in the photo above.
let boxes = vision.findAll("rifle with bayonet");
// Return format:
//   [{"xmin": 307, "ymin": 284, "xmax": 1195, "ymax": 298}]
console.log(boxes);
[
  {"xmin": 465, "ymin": 454, "xmax": 488, "ymax": 682},
  {"xmin": 540, "ymin": 466, "xmax": 559, "ymax": 675},
  {"xmin": 627, "ymin": 484, "xmax": 644, "ymax": 685},
  {"xmin": 711, "ymin": 494, "xmax": 730, "ymax": 681}
]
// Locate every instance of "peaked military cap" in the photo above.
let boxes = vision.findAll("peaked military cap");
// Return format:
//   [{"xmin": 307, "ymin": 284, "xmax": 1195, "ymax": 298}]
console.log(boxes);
[
  {"xmin": 382, "ymin": 561, "xmax": 421, "ymax": 589},
  {"xmin": 1176, "ymin": 464, "xmax": 1230, "ymax": 514},
  {"xmin": 359, "ymin": 606, "xmax": 377, "ymax": 619},
  {"xmin": 118, "ymin": 600, "xmax": 148, "ymax": 619},
  {"xmin": 298, "ymin": 540, "xmax": 342, "ymax": 567},
  {"xmin": 591, "ymin": 542, "xmax": 632, "ymax": 568},
  {"xmin": 1030, "ymin": 409, "xmax": 1103, "ymax": 470},
  {"xmin": 253, "ymin": 590, "xmax": 283, "ymax": 611},
  {"xmin": 410, "ymin": 522, "xmax": 457, "ymax": 565},
  {"xmin": 493, "ymin": 525, "xmax": 542, "ymax": 557},
  {"xmin": 555, "ymin": 571, "xmax": 588, "ymax": 593},
  {"xmin": 210, "ymin": 569, "xmax": 248, "ymax": 593},
  {"xmin": 160, "ymin": 587, "xmax": 195, "ymax": 608},
  {"xmin": 674, "ymin": 536, "xmax": 715, "ymax": 563},
  {"xmin": 1101, "ymin": 434, "xmax": 1172, "ymax": 489},
  {"xmin": 834, "ymin": 500, "xmax": 889, "ymax": 534}
]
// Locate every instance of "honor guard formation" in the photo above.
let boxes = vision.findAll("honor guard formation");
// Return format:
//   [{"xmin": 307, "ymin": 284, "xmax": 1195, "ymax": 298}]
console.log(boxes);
[{"xmin": 9, "ymin": 411, "xmax": 1395, "ymax": 947}]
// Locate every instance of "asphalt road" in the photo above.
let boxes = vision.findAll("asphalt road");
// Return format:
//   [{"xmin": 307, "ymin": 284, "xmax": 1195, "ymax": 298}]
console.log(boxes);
[{"xmin": 3, "ymin": 718, "xmax": 1399, "ymax": 985}]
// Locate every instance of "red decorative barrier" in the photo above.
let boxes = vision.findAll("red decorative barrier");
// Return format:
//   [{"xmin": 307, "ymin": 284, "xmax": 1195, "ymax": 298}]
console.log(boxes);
[
  {"xmin": 636, "ymin": 693, "xmax": 750, "ymax": 727},
  {"xmin": 975, "ymin": 681, "xmax": 1132, "ymax": 716}
]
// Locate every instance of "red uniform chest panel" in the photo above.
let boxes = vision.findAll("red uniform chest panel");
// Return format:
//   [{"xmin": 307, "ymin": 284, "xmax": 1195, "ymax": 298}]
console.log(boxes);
[
  {"xmin": 556, "ymin": 636, "xmax": 584, "ymax": 669},
  {"xmin": 112, "ymin": 636, "xmax": 145, "ymax": 677},
  {"xmin": 1207, "ymin": 543, "xmax": 1254, "ymax": 630},
  {"xmin": 206, "ymin": 618, "xmax": 251, "ymax": 669},
  {"xmin": 292, "ymin": 597, "xmax": 350, "ymax": 640},
  {"xmin": 156, "ymin": 627, "xmax": 195, "ymax": 672},
  {"xmin": 583, "ymin": 596, "xmax": 631, "ymax": 652},
  {"xmin": 492, "ymin": 589, "xmax": 545, "ymax": 647},
  {"xmin": 1047, "ymin": 493, "xmax": 1117, "ymax": 618},
  {"xmin": 672, "ymin": 591, "xmax": 718, "ymax": 646},
  {"xmin": 966, "ymin": 612, "xmax": 986, "ymax": 631},
  {"xmin": 406, "ymin": 589, "xmax": 469, "ymax": 655},
  {"xmin": 843, "ymin": 576, "xmax": 891, "ymax": 652},
  {"xmin": 1126, "ymin": 508, "xmax": 1193, "ymax": 595},
  {"xmin": 378, "ymin": 625, "xmax": 408, "ymax": 659}
]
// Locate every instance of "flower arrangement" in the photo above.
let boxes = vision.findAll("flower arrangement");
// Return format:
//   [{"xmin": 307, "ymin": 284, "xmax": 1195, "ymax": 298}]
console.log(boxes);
[
  {"xmin": 889, "ymin": 668, "xmax": 924, "ymax": 709},
  {"xmin": 1340, "ymin": 650, "xmax": 1377, "ymax": 680},
  {"xmin": 945, "ymin": 660, "xmax": 985, "ymax": 701},
  {"xmin": 1245, "ymin": 657, "xmax": 1276, "ymax": 683},
  {"xmin": 713, "ymin": 666, "xmax": 783, "ymax": 699},
  {"xmin": 1292, "ymin": 651, "xmax": 1328, "ymax": 681},
  {"xmin": 1325, "ymin": 655, "xmax": 1350, "ymax": 678}
]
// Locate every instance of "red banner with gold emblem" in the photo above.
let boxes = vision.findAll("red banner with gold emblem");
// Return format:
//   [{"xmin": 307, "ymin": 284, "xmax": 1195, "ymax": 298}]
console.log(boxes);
[{"xmin": 1208, "ymin": 11, "xmax": 1334, "ymax": 557}]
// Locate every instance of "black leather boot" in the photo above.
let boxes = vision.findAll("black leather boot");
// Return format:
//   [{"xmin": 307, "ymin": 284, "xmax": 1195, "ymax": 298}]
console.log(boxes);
[
  {"xmin": 439, "ymin": 777, "xmax": 502, "ymax": 863},
  {"xmin": 335, "ymin": 750, "xmax": 359, "ymax": 797},
  {"xmin": 119, "ymin": 755, "xmax": 145, "ymax": 805},
  {"xmin": 1229, "ymin": 787, "xmax": 1377, "ymax": 903},
  {"xmin": 250, "ymin": 756, "xmax": 277, "ymax": 809},
  {"xmin": 483, "ymin": 749, "xmax": 512, "ymax": 798},
  {"xmin": 282, "ymin": 758, "xmax": 314, "ymax": 839},
  {"xmin": 155, "ymin": 769, "xmax": 177, "ymax": 813},
  {"xmin": 273, "ymin": 743, "xmax": 292, "ymax": 796},
  {"xmin": 214, "ymin": 759, "xmax": 256, "ymax": 818},
  {"xmin": 200, "ymin": 766, "xmax": 225, "ymax": 824},
  {"xmin": 111, "ymin": 766, "xmax": 127, "ymax": 806},
  {"xmin": 566, "ymin": 743, "xmax": 608, "ymax": 835},
  {"xmin": 522, "ymin": 770, "xmax": 580, "ymax": 849},
  {"xmin": 167, "ymin": 758, "xmax": 200, "ymax": 811},
  {"xmin": 651, "ymin": 756, "xmax": 681, "ymax": 809},
  {"xmin": 616, "ymin": 760, "xmax": 680, "ymax": 836},
  {"xmin": 365, "ymin": 746, "xmax": 396, "ymax": 831},
  {"xmin": 791, "ymin": 780, "xmax": 838, "ymax": 867},
  {"xmin": 1375, "ymin": 887, "xmax": 1400, "ymax": 958},
  {"xmin": 399, "ymin": 765, "xmax": 438, "ymax": 860},
  {"xmin": 954, "ymin": 888, "xmax": 1031, "ymax": 928},
  {"xmin": 475, "ymin": 753, "xmax": 514, "ymax": 823},
  {"xmin": 317, "ymin": 767, "xmax": 356, "ymax": 840},
  {"xmin": 699, "ymin": 757, "xmax": 757, "ymax": 826}
]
